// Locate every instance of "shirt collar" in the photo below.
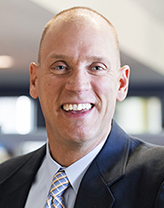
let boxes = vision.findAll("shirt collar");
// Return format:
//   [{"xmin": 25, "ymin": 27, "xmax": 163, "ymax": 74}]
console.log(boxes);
[{"xmin": 45, "ymin": 139, "xmax": 106, "ymax": 194}]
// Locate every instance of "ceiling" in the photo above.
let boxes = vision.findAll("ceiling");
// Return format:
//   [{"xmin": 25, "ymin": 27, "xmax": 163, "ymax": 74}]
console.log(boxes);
[{"xmin": 0, "ymin": 0, "xmax": 164, "ymax": 92}]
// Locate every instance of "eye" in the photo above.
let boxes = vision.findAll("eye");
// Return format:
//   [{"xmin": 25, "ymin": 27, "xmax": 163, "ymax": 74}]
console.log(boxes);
[
  {"xmin": 89, "ymin": 62, "xmax": 107, "ymax": 75},
  {"xmin": 50, "ymin": 61, "xmax": 69, "ymax": 75}
]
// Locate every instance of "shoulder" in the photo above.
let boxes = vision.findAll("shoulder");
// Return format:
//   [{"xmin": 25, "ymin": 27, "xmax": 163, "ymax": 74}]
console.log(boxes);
[
  {"xmin": 110, "ymin": 120, "xmax": 164, "ymax": 168},
  {"xmin": 0, "ymin": 144, "xmax": 46, "ymax": 181},
  {"xmin": 129, "ymin": 136, "xmax": 164, "ymax": 160},
  {"xmin": 127, "ymin": 136, "xmax": 164, "ymax": 174}
]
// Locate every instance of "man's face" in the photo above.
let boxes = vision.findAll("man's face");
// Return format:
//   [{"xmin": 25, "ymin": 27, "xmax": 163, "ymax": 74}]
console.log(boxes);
[{"xmin": 30, "ymin": 18, "xmax": 129, "ymax": 149}]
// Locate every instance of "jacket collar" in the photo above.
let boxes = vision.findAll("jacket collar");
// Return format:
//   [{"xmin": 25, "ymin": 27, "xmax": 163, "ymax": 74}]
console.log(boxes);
[{"xmin": 74, "ymin": 120, "xmax": 130, "ymax": 208}]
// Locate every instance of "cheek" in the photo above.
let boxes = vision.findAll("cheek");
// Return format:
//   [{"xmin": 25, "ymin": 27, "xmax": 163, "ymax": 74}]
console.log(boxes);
[
  {"xmin": 37, "ymin": 77, "xmax": 55, "ymax": 109},
  {"xmin": 93, "ymin": 77, "xmax": 118, "ymax": 113},
  {"xmin": 93, "ymin": 76, "xmax": 117, "ymax": 99},
  {"xmin": 38, "ymin": 76, "xmax": 66, "ymax": 112},
  {"xmin": 38, "ymin": 76, "xmax": 58, "ymax": 96}
]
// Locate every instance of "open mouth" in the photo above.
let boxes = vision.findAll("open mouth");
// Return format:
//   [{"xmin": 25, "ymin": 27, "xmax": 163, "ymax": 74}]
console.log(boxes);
[{"xmin": 62, "ymin": 103, "xmax": 94, "ymax": 112}]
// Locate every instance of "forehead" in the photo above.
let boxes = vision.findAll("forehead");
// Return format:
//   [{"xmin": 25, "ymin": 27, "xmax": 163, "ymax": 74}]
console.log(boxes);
[
  {"xmin": 43, "ymin": 11, "xmax": 116, "ymax": 45},
  {"xmin": 40, "ymin": 16, "xmax": 118, "ymax": 66}
]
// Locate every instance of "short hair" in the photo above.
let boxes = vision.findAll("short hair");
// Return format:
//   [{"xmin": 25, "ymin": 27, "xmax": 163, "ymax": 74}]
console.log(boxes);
[{"xmin": 38, "ymin": 6, "xmax": 120, "ymax": 67}]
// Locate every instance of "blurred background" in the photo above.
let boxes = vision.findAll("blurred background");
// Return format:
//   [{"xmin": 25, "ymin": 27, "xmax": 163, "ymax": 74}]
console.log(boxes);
[{"xmin": 0, "ymin": 0, "xmax": 164, "ymax": 162}]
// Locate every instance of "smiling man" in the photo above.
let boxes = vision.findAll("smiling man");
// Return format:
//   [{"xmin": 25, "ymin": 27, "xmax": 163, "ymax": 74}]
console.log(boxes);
[
  {"xmin": 29, "ymin": 7, "xmax": 129, "ymax": 168},
  {"xmin": 0, "ymin": 6, "xmax": 164, "ymax": 208}
]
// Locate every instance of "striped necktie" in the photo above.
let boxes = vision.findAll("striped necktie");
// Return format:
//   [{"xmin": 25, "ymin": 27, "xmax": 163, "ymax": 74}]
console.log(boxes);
[{"xmin": 44, "ymin": 170, "xmax": 70, "ymax": 208}]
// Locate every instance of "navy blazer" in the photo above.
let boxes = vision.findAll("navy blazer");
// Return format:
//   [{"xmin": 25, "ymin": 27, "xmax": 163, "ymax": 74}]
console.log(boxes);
[{"xmin": 0, "ymin": 121, "xmax": 164, "ymax": 208}]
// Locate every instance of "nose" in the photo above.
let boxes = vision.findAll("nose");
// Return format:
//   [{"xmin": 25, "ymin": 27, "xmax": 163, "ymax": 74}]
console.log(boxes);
[{"xmin": 65, "ymin": 68, "xmax": 91, "ymax": 93}]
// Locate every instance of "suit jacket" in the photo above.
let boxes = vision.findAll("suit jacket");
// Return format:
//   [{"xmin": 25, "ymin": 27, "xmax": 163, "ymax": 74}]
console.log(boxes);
[{"xmin": 0, "ymin": 121, "xmax": 164, "ymax": 208}]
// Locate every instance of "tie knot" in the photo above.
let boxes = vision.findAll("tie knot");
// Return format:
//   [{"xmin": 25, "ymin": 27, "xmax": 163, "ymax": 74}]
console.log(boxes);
[{"xmin": 50, "ymin": 171, "xmax": 70, "ymax": 198}]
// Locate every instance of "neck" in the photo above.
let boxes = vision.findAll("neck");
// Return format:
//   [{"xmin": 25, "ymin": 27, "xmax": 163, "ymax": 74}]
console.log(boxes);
[
  {"xmin": 47, "ymin": 123, "xmax": 111, "ymax": 167},
  {"xmin": 48, "ymin": 136, "xmax": 106, "ymax": 167}
]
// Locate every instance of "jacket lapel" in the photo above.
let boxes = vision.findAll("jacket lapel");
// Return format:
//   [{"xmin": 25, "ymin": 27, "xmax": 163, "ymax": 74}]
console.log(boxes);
[
  {"xmin": 0, "ymin": 144, "xmax": 46, "ymax": 208},
  {"xmin": 74, "ymin": 160, "xmax": 115, "ymax": 208},
  {"xmin": 74, "ymin": 121, "xmax": 130, "ymax": 208}
]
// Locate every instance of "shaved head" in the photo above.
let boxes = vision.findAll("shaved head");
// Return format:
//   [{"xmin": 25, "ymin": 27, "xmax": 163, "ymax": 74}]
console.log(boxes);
[{"xmin": 38, "ymin": 7, "xmax": 120, "ymax": 68}]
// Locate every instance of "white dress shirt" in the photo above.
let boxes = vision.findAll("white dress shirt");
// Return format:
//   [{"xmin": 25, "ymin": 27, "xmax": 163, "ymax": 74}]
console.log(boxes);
[{"xmin": 25, "ymin": 139, "xmax": 106, "ymax": 208}]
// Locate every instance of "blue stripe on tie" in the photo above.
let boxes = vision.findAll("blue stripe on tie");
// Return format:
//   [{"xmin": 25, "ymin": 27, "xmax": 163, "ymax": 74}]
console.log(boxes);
[{"xmin": 44, "ymin": 171, "xmax": 69, "ymax": 208}]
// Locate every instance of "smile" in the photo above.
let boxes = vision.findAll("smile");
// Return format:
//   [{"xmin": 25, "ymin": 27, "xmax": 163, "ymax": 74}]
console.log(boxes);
[{"xmin": 62, "ymin": 103, "xmax": 93, "ymax": 111}]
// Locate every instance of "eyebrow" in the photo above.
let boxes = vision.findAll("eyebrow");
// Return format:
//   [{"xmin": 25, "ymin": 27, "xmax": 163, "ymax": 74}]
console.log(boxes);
[{"xmin": 48, "ymin": 54, "xmax": 111, "ymax": 67}]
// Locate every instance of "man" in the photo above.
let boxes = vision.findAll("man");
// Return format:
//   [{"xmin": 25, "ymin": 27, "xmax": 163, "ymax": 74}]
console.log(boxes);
[{"xmin": 0, "ymin": 6, "xmax": 164, "ymax": 208}]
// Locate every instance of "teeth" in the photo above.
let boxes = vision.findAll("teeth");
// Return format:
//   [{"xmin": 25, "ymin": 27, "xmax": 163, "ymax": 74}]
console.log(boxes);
[{"xmin": 63, "ymin": 103, "xmax": 92, "ymax": 111}]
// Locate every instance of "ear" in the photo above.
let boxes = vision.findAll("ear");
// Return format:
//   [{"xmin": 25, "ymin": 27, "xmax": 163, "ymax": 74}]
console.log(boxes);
[
  {"xmin": 29, "ymin": 62, "xmax": 39, "ymax": 99},
  {"xmin": 116, "ymin": 65, "xmax": 130, "ymax": 102}
]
